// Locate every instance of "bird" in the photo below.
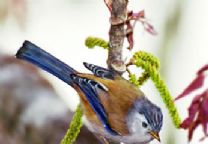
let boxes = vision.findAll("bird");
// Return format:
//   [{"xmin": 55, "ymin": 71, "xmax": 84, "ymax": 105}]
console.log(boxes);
[{"xmin": 15, "ymin": 41, "xmax": 163, "ymax": 144}]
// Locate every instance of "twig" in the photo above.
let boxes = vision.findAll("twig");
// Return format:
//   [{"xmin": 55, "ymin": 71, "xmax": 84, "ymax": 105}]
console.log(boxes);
[{"xmin": 107, "ymin": 0, "xmax": 128, "ymax": 74}]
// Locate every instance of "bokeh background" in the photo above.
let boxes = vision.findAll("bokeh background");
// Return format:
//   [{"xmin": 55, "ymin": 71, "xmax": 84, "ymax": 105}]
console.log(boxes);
[{"xmin": 0, "ymin": 0, "xmax": 208, "ymax": 144}]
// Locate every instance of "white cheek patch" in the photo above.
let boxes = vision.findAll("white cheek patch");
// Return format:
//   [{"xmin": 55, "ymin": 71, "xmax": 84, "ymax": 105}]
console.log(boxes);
[
  {"xmin": 123, "ymin": 110, "xmax": 152, "ymax": 143},
  {"xmin": 127, "ymin": 110, "xmax": 149, "ymax": 134}
]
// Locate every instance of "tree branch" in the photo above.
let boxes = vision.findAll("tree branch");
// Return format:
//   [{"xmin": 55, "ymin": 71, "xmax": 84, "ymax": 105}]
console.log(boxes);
[{"xmin": 107, "ymin": 0, "xmax": 128, "ymax": 74}]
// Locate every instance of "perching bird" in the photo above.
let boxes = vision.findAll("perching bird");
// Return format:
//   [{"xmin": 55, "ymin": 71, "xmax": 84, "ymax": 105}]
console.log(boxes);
[{"xmin": 15, "ymin": 41, "xmax": 163, "ymax": 144}]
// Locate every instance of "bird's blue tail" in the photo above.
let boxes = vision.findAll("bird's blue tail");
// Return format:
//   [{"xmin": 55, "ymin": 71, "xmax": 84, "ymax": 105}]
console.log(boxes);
[{"xmin": 16, "ymin": 41, "xmax": 77, "ymax": 85}]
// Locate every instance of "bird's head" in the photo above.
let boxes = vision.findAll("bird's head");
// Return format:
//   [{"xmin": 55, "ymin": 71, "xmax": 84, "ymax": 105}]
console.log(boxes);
[{"xmin": 127, "ymin": 97, "xmax": 163, "ymax": 142}]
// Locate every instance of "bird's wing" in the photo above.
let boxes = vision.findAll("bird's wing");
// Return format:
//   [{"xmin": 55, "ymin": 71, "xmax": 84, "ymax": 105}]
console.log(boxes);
[
  {"xmin": 70, "ymin": 74, "xmax": 118, "ymax": 135},
  {"xmin": 83, "ymin": 62, "xmax": 115, "ymax": 79}
]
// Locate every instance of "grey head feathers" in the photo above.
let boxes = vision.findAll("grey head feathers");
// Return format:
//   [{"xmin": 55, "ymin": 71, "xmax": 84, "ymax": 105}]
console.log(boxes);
[{"xmin": 134, "ymin": 97, "xmax": 163, "ymax": 132}]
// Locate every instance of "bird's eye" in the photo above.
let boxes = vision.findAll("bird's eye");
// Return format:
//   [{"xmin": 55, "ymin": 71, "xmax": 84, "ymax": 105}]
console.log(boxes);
[{"xmin": 142, "ymin": 122, "xmax": 148, "ymax": 128}]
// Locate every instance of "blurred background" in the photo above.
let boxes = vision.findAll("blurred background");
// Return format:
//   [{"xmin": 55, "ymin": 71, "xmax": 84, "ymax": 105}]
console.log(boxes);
[{"xmin": 0, "ymin": 0, "xmax": 207, "ymax": 144}]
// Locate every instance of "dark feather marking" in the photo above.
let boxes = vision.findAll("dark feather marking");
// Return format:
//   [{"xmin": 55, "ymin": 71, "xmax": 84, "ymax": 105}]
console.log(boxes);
[{"xmin": 83, "ymin": 62, "xmax": 115, "ymax": 79}]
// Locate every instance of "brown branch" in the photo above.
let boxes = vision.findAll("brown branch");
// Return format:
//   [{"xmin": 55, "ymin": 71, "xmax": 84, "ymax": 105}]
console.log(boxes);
[{"xmin": 107, "ymin": 0, "xmax": 128, "ymax": 74}]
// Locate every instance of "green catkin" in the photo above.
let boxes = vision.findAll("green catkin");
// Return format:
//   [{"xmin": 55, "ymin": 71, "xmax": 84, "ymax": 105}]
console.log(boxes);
[
  {"xmin": 129, "ymin": 72, "xmax": 149, "ymax": 87},
  {"xmin": 129, "ymin": 73, "xmax": 141, "ymax": 87},
  {"xmin": 61, "ymin": 105, "xmax": 83, "ymax": 144},
  {"xmin": 131, "ymin": 51, "xmax": 181, "ymax": 128},
  {"xmin": 129, "ymin": 51, "xmax": 160, "ymax": 87},
  {"xmin": 85, "ymin": 36, "xmax": 109, "ymax": 49}
]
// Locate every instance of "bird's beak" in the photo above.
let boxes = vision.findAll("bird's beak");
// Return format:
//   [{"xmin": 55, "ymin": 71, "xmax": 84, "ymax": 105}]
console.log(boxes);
[{"xmin": 149, "ymin": 131, "xmax": 160, "ymax": 142}]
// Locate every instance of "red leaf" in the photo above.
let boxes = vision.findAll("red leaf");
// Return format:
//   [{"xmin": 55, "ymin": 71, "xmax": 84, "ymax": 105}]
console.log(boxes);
[
  {"xmin": 176, "ymin": 64, "xmax": 208, "ymax": 141},
  {"xmin": 180, "ymin": 90, "xmax": 208, "ymax": 141},
  {"xmin": 125, "ymin": 10, "xmax": 156, "ymax": 50},
  {"xmin": 197, "ymin": 64, "xmax": 208, "ymax": 75},
  {"xmin": 200, "ymin": 91, "xmax": 208, "ymax": 135},
  {"xmin": 175, "ymin": 74, "xmax": 205, "ymax": 100},
  {"xmin": 130, "ymin": 10, "xmax": 145, "ymax": 20},
  {"xmin": 126, "ymin": 20, "xmax": 134, "ymax": 50},
  {"xmin": 126, "ymin": 31, "xmax": 133, "ymax": 50},
  {"xmin": 141, "ymin": 21, "xmax": 157, "ymax": 35},
  {"xmin": 180, "ymin": 94, "xmax": 201, "ymax": 129},
  {"xmin": 104, "ymin": 0, "xmax": 112, "ymax": 12},
  {"xmin": 128, "ymin": 10, "xmax": 157, "ymax": 35},
  {"xmin": 188, "ymin": 119, "xmax": 200, "ymax": 141}
]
